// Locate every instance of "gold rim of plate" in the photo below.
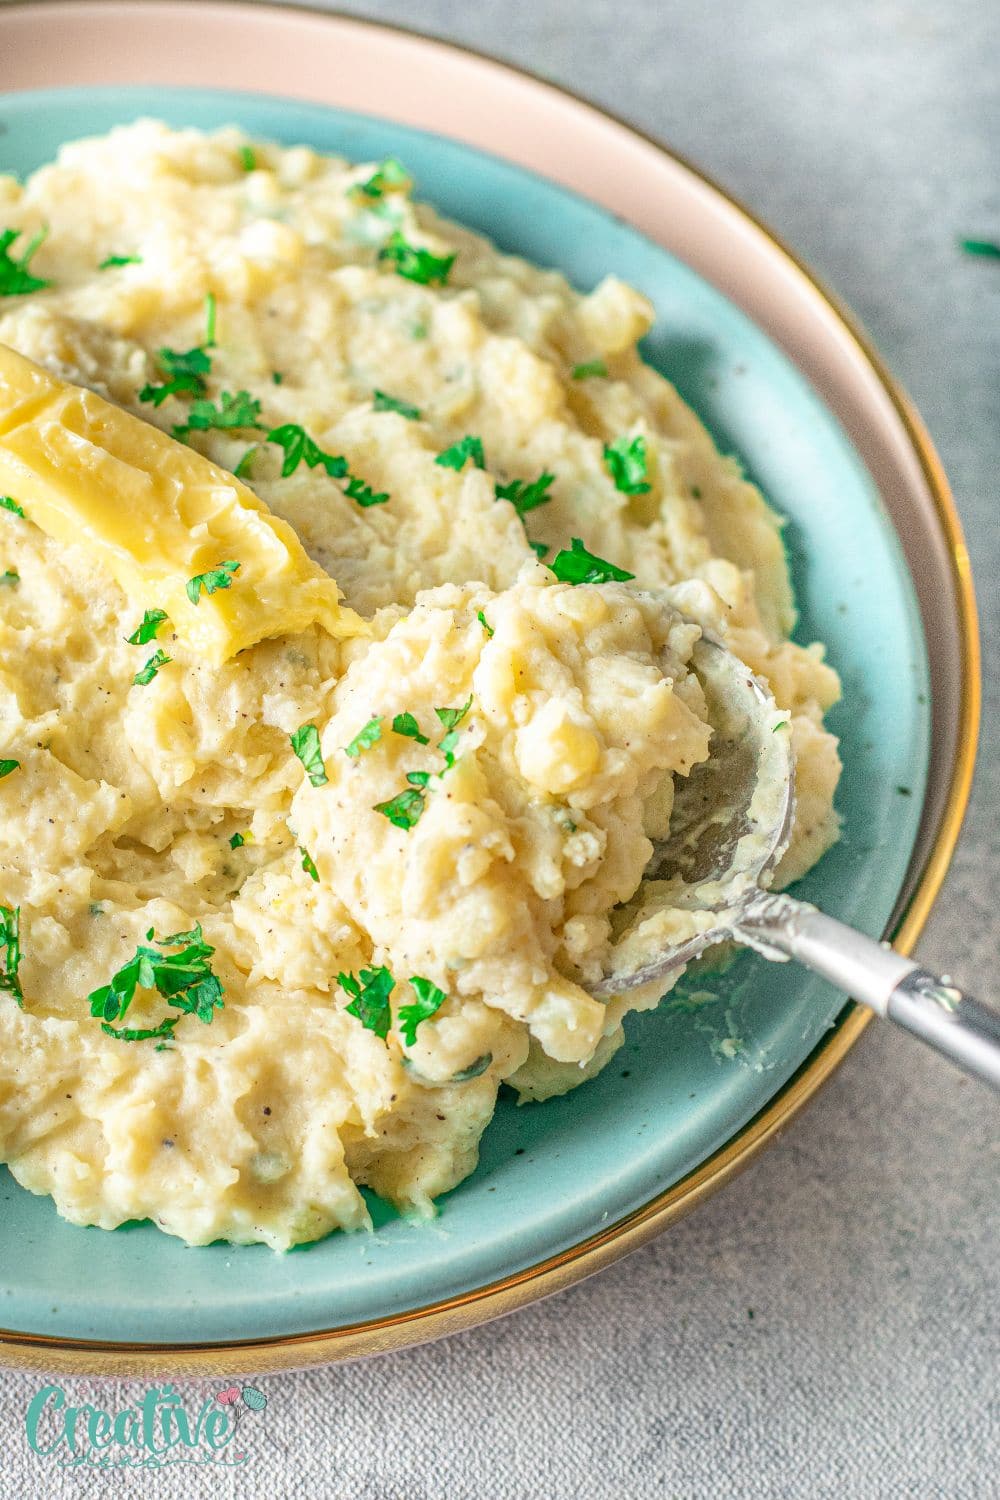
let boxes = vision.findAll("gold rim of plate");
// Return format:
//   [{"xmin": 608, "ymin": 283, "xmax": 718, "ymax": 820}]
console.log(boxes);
[{"xmin": 0, "ymin": 2, "xmax": 981, "ymax": 1376}]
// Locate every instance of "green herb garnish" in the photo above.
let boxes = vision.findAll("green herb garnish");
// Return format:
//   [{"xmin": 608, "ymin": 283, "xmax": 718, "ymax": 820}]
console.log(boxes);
[
  {"xmin": 398, "ymin": 976, "xmax": 447, "ymax": 1046},
  {"xmin": 133, "ymin": 649, "xmax": 171, "ymax": 685},
  {"xmin": 0, "ymin": 496, "xmax": 25, "ymax": 518},
  {"xmin": 271, "ymin": 370, "xmax": 284, "ymax": 385},
  {"xmin": 477, "ymin": 610, "xmax": 494, "ymax": 638},
  {"xmin": 373, "ymin": 390, "xmax": 421, "ymax": 420},
  {"xmin": 548, "ymin": 538, "xmax": 635, "ymax": 585},
  {"xmin": 392, "ymin": 712, "xmax": 429, "ymax": 745},
  {"xmin": 350, "ymin": 157, "xmax": 411, "ymax": 201},
  {"xmin": 99, "ymin": 253, "xmax": 142, "ymax": 270},
  {"xmin": 229, "ymin": 832, "xmax": 245, "ymax": 849},
  {"xmin": 238, "ymin": 145, "xmax": 256, "ymax": 172},
  {"xmin": 0, "ymin": 570, "xmax": 18, "ymax": 587},
  {"xmin": 204, "ymin": 291, "xmax": 218, "ymax": 348},
  {"xmin": 174, "ymin": 389, "xmax": 263, "ymax": 440},
  {"xmin": 339, "ymin": 964, "xmax": 395, "ymax": 1039},
  {"xmin": 299, "ymin": 847, "xmax": 320, "ymax": 882},
  {"xmin": 529, "ymin": 540, "xmax": 550, "ymax": 560},
  {"xmin": 233, "ymin": 445, "xmax": 257, "ymax": 479},
  {"xmin": 0, "ymin": 759, "xmax": 19, "ymax": 779},
  {"xmin": 290, "ymin": 723, "xmax": 329, "ymax": 786},
  {"xmin": 435, "ymin": 697, "xmax": 472, "ymax": 733},
  {"xmin": 139, "ymin": 345, "xmax": 212, "ymax": 406},
  {"xmin": 435, "ymin": 435, "xmax": 485, "ymax": 472},
  {"xmin": 0, "ymin": 904, "xmax": 22, "ymax": 1004},
  {"xmin": 495, "ymin": 471, "xmax": 555, "ymax": 516},
  {"xmin": 960, "ymin": 238, "xmax": 1000, "ymax": 258},
  {"xmin": 374, "ymin": 787, "xmax": 425, "ymax": 830},
  {"xmin": 572, "ymin": 359, "xmax": 607, "ymax": 380},
  {"xmin": 406, "ymin": 770, "xmax": 431, "ymax": 788},
  {"xmin": 266, "ymin": 423, "xmax": 348, "ymax": 479},
  {"xmin": 186, "ymin": 560, "xmax": 240, "ymax": 604},
  {"xmin": 126, "ymin": 608, "xmax": 169, "ymax": 646},
  {"xmin": 344, "ymin": 474, "xmax": 390, "ymax": 508},
  {"xmin": 0, "ymin": 227, "xmax": 49, "ymax": 297},
  {"xmin": 377, "ymin": 231, "xmax": 455, "ymax": 286},
  {"xmin": 604, "ymin": 434, "xmax": 651, "ymax": 495},
  {"xmin": 344, "ymin": 716, "xmax": 382, "ymax": 758},
  {"xmin": 87, "ymin": 923, "xmax": 224, "ymax": 1041}
]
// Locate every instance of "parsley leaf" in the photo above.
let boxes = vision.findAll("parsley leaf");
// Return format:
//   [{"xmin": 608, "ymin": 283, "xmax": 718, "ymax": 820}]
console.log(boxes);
[
  {"xmin": 88, "ymin": 923, "xmax": 224, "ymax": 1041},
  {"xmin": 204, "ymin": 291, "xmax": 218, "ymax": 348},
  {"xmin": 233, "ymin": 445, "xmax": 257, "ymax": 479},
  {"xmin": 126, "ymin": 608, "xmax": 169, "ymax": 646},
  {"xmin": 435, "ymin": 698, "xmax": 472, "ymax": 771},
  {"xmin": 392, "ymin": 712, "xmax": 429, "ymax": 746},
  {"xmin": 604, "ymin": 434, "xmax": 651, "ymax": 495},
  {"xmin": 99, "ymin": 253, "xmax": 142, "ymax": 269},
  {"xmin": 0, "ymin": 495, "xmax": 25, "ymax": 518},
  {"xmin": 300, "ymin": 847, "xmax": 320, "ymax": 882},
  {"xmin": 271, "ymin": 370, "xmax": 284, "ymax": 385},
  {"xmin": 0, "ymin": 759, "xmax": 19, "ymax": 779},
  {"xmin": 0, "ymin": 904, "xmax": 22, "ymax": 1005},
  {"xmin": 344, "ymin": 716, "xmax": 382, "ymax": 758},
  {"xmin": 477, "ymin": 610, "xmax": 494, "ymax": 638},
  {"xmin": 572, "ymin": 359, "xmax": 608, "ymax": 380},
  {"xmin": 139, "ymin": 344, "xmax": 212, "ymax": 406},
  {"xmin": 374, "ymin": 787, "xmax": 425, "ymax": 829},
  {"xmin": 495, "ymin": 471, "xmax": 555, "ymax": 516},
  {"xmin": 406, "ymin": 770, "xmax": 431, "ymax": 788},
  {"xmin": 373, "ymin": 389, "xmax": 421, "ymax": 420},
  {"xmin": 350, "ymin": 157, "xmax": 412, "ymax": 200},
  {"xmin": 529, "ymin": 540, "xmax": 550, "ymax": 560},
  {"xmin": 960, "ymin": 238, "xmax": 1000, "ymax": 258},
  {"xmin": 549, "ymin": 538, "xmax": 635, "ymax": 585},
  {"xmin": 186, "ymin": 560, "xmax": 240, "ymax": 604},
  {"xmin": 344, "ymin": 474, "xmax": 390, "ymax": 508},
  {"xmin": 435, "ymin": 697, "xmax": 473, "ymax": 732},
  {"xmin": 133, "ymin": 649, "xmax": 172, "ymax": 685},
  {"xmin": 398, "ymin": 976, "xmax": 447, "ymax": 1046},
  {"xmin": 174, "ymin": 389, "xmax": 263, "ymax": 440},
  {"xmin": 339, "ymin": 964, "xmax": 395, "ymax": 1039},
  {"xmin": 0, "ymin": 227, "xmax": 49, "ymax": 297},
  {"xmin": 238, "ymin": 145, "xmax": 256, "ymax": 172},
  {"xmin": 435, "ymin": 435, "xmax": 485, "ymax": 471},
  {"xmin": 290, "ymin": 723, "xmax": 329, "ymax": 786},
  {"xmin": 229, "ymin": 832, "xmax": 245, "ymax": 849},
  {"xmin": 0, "ymin": 570, "xmax": 18, "ymax": 587},
  {"xmin": 378, "ymin": 231, "xmax": 455, "ymax": 286},
  {"xmin": 266, "ymin": 423, "xmax": 348, "ymax": 479}
]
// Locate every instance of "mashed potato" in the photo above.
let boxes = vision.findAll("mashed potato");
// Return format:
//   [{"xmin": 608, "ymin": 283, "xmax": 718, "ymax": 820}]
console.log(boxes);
[{"xmin": 0, "ymin": 123, "xmax": 841, "ymax": 1248}]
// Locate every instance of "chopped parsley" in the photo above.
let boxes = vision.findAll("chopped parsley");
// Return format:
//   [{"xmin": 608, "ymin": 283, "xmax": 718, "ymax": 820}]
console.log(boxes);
[
  {"xmin": 374, "ymin": 787, "xmax": 425, "ymax": 830},
  {"xmin": 529, "ymin": 540, "xmax": 550, "ymax": 560},
  {"xmin": 373, "ymin": 390, "xmax": 421, "ymax": 420},
  {"xmin": 960, "ymin": 238, "xmax": 1000, "ymax": 258},
  {"xmin": 344, "ymin": 474, "xmax": 390, "ymax": 508},
  {"xmin": 339, "ymin": 964, "xmax": 395, "ymax": 1039},
  {"xmin": 266, "ymin": 423, "xmax": 348, "ymax": 478},
  {"xmin": 0, "ymin": 227, "xmax": 49, "ymax": 296},
  {"xmin": 477, "ymin": 610, "xmax": 494, "ymax": 638},
  {"xmin": 186, "ymin": 560, "xmax": 240, "ymax": 604},
  {"xmin": 406, "ymin": 770, "xmax": 431, "ymax": 788},
  {"xmin": 572, "ymin": 359, "xmax": 607, "ymax": 380},
  {"xmin": 87, "ymin": 923, "xmax": 224, "ymax": 1042},
  {"xmin": 0, "ymin": 759, "xmax": 19, "ymax": 779},
  {"xmin": 604, "ymin": 434, "xmax": 652, "ymax": 495},
  {"xmin": 0, "ymin": 569, "xmax": 18, "ymax": 587},
  {"xmin": 229, "ymin": 832, "xmax": 245, "ymax": 849},
  {"xmin": 435, "ymin": 697, "xmax": 472, "ymax": 770},
  {"xmin": 174, "ymin": 389, "xmax": 263, "ymax": 440},
  {"xmin": 271, "ymin": 370, "xmax": 284, "ymax": 385},
  {"xmin": 344, "ymin": 716, "xmax": 382, "ymax": 758},
  {"xmin": 140, "ymin": 345, "xmax": 212, "ymax": 406},
  {"xmin": 299, "ymin": 847, "xmax": 320, "ymax": 882},
  {"xmin": 289, "ymin": 723, "xmax": 329, "ymax": 786},
  {"xmin": 495, "ymin": 471, "xmax": 555, "ymax": 516},
  {"xmin": 204, "ymin": 291, "xmax": 218, "ymax": 348},
  {"xmin": 549, "ymin": 538, "xmax": 635, "ymax": 585},
  {"xmin": 233, "ymin": 446, "xmax": 257, "ymax": 479},
  {"xmin": 378, "ymin": 231, "xmax": 455, "ymax": 286},
  {"xmin": 350, "ymin": 157, "xmax": 412, "ymax": 201},
  {"xmin": 126, "ymin": 608, "xmax": 169, "ymax": 646},
  {"xmin": 238, "ymin": 145, "xmax": 256, "ymax": 172},
  {"xmin": 392, "ymin": 712, "xmax": 429, "ymax": 746},
  {"xmin": 0, "ymin": 904, "xmax": 22, "ymax": 1005},
  {"xmin": 99, "ymin": 253, "xmax": 142, "ymax": 270},
  {"xmin": 0, "ymin": 495, "xmax": 25, "ymax": 518},
  {"xmin": 398, "ymin": 976, "xmax": 447, "ymax": 1046},
  {"xmin": 436, "ymin": 435, "xmax": 485, "ymax": 471},
  {"xmin": 133, "ymin": 649, "xmax": 172, "ymax": 685}
]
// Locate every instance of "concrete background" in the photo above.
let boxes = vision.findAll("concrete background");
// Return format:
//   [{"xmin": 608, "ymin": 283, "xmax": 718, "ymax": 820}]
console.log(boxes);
[{"xmin": 0, "ymin": 2, "xmax": 996, "ymax": 1495}]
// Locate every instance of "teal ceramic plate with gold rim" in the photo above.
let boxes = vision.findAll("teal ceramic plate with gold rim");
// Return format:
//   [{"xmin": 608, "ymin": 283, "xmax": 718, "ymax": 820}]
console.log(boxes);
[{"xmin": 0, "ymin": 83, "xmax": 932, "ymax": 1351}]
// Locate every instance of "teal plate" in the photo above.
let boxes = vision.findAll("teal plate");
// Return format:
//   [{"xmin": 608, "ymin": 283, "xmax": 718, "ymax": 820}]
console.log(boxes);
[{"xmin": 0, "ymin": 87, "xmax": 929, "ymax": 1348}]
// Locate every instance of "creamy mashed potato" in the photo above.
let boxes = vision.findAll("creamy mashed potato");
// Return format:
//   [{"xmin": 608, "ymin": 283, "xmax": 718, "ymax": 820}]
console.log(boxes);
[{"xmin": 0, "ymin": 123, "xmax": 841, "ymax": 1248}]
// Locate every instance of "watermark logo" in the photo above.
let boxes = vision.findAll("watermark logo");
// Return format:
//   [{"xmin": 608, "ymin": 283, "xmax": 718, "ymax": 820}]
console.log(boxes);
[{"xmin": 24, "ymin": 1380, "xmax": 269, "ymax": 1469}]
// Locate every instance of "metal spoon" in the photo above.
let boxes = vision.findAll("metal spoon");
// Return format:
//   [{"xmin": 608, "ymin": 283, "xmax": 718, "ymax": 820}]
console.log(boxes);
[{"xmin": 596, "ymin": 635, "xmax": 1000, "ymax": 1090}]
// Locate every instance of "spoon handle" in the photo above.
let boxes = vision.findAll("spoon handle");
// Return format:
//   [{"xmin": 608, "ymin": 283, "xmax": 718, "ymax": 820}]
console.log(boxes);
[{"xmin": 734, "ymin": 893, "xmax": 1000, "ymax": 1091}]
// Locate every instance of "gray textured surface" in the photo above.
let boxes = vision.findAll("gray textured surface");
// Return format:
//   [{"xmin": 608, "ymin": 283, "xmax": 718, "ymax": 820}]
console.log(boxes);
[{"xmin": 1, "ymin": 1, "xmax": 997, "ymax": 1496}]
